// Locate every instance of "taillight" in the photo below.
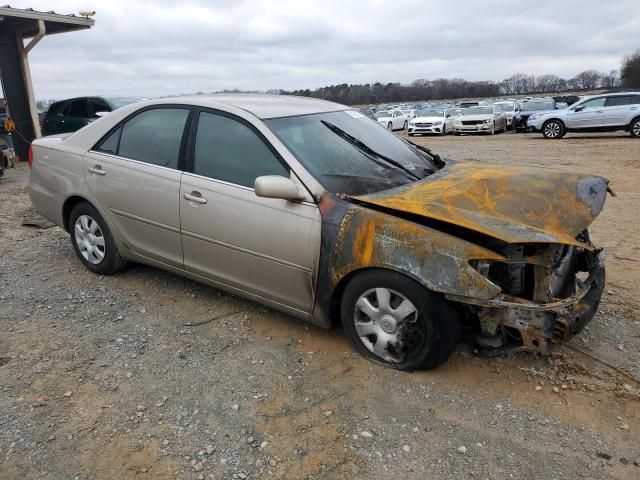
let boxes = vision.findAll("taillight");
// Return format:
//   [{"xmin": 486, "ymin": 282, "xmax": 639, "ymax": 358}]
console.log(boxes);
[{"xmin": 28, "ymin": 144, "xmax": 33, "ymax": 168}]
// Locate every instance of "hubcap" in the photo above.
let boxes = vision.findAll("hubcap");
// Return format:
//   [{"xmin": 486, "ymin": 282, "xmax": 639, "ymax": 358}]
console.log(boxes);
[
  {"xmin": 74, "ymin": 214, "xmax": 106, "ymax": 265},
  {"xmin": 545, "ymin": 122, "xmax": 560, "ymax": 137},
  {"xmin": 353, "ymin": 287, "xmax": 421, "ymax": 363},
  {"xmin": 633, "ymin": 121, "xmax": 640, "ymax": 136}
]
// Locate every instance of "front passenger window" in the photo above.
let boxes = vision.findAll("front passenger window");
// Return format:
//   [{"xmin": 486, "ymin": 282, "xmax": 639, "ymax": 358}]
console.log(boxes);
[{"xmin": 193, "ymin": 112, "xmax": 289, "ymax": 188}]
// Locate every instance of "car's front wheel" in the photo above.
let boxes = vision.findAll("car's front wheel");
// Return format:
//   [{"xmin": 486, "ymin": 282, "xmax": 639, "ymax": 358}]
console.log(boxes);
[
  {"xmin": 340, "ymin": 270, "xmax": 462, "ymax": 371},
  {"xmin": 630, "ymin": 117, "xmax": 640, "ymax": 138},
  {"xmin": 403, "ymin": 120, "xmax": 408, "ymax": 130},
  {"xmin": 69, "ymin": 201, "xmax": 126, "ymax": 274},
  {"xmin": 387, "ymin": 122, "xmax": 393, "ymax": 131},
  {"xmin": 542, "ymin": 119, "xmax": 565, "ymax": 139}
]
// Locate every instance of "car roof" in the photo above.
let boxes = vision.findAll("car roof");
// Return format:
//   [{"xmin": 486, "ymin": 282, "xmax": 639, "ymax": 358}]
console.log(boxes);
[{"xmin": 142, "ymin": 94, "xmax": 348, "ymax": 119}]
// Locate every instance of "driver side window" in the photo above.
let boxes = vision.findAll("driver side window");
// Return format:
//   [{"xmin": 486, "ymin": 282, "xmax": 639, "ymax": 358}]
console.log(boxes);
[{"xmin": 580, "ymin": 98, "xmax": 606, "ymax": 110}]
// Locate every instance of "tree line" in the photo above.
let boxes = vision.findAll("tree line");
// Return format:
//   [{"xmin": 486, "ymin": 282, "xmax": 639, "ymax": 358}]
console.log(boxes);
[{"xmin": 280, "ymin": 51, "xmax": 640, "ymax": 105}]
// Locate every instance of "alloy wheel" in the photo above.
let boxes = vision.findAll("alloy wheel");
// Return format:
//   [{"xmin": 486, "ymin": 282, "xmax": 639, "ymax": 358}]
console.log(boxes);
[
  {"xmin": 74, "ymin": 214, "xmax": 106, "ymax": 264},
  {"xmin": 632, "ymin": 120, "xmax": 640, "ymax": 137},
  {"xmin": 353, "ymin": 287, "xmax": 424, "ymax": 363},
  {"xmin": 544, "ymin": 121, "xmax": 562, "ymax": 138}
]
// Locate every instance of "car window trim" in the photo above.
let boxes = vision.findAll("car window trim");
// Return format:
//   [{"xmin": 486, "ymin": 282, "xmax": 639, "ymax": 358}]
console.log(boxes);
[
  {"xmin": 184, "ymin": 106, "xmax": 291, "ymax": 182},
  {"xmin": 88, "ymin": 150, "xmax": 185, "ymax": 175},
  {"xmin": 90, "ymin": 104, "xmax": 196, "ymax": 171}
]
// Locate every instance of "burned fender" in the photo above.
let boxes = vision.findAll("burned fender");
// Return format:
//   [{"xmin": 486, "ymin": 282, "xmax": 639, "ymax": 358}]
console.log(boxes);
[{"xmin": 311, "ymin": 194, "xmax": 504, "ymax": 328}]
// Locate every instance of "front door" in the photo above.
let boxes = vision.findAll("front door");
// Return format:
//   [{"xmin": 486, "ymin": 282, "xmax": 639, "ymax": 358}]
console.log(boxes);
[
  {"xmin": 566, "ymin": 97, "xmax": 605, "ymax": 129},
  {"xmin": 180, "ymin": 110, "xmax": 321, "ymax": 314},
  {"xmin": 84, "ymin": 107, "xmax": 191, "ymax": 267},
  {"xmin": 59, "ymin": 98, "xmax": 90, "ymax": 133}
]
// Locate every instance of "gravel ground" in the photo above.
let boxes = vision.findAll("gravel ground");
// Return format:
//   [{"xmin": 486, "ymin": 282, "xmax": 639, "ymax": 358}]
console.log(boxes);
[{"xmin": 1, "ymin": 131, "xmax": 639, "ymax": 480}]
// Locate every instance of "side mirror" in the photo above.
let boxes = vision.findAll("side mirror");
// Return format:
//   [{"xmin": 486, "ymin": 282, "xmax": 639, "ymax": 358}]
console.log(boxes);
[
  {"xmin": 95, "ymin": 111, "xmax": 109, "ymax": 118},
  {"xmin": 446, "ymin": 114, "xmax": 451, "ymax": 118},
  {"xmin": 574, "ymin": 106, "xmax": 585, "ymax": 112},
  {"xmin": 255, "ymin": 175, "xmax": 306, "ymax": 201}
]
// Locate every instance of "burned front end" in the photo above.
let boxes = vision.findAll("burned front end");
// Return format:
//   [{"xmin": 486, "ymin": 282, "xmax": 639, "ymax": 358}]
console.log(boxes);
[
  {"xmin": 449, "ymin": 234, "xmax": 605, "ymax": 353},
  {"xmin": 343, "ymin": 161, "xmax": 612, "ymax": 355}
]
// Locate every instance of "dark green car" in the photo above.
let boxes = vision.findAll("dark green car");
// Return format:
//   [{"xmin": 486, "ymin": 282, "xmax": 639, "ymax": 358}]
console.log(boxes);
[{"xmin": 41, "ymin": 96, "xmax": 144, "ymax": 136}]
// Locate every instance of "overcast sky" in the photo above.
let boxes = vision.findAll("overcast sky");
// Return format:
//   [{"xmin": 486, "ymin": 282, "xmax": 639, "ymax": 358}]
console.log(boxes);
[{"xmin": 5, "ymin": 0, "xmax": 640, "ymax": 99}]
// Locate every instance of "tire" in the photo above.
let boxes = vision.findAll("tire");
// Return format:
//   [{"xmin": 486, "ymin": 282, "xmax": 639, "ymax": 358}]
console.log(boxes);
[
  {"xmin": 403, "ymin": 120, "xmax": 408, "ymax": 130},
  {"xmin": 542, "ymin": 119, "xmax": 565, "ymax": 139},
  {"xmin": 69, "ymin": 201, "xmax": 127, "ymax": 275},
  {"xmin": 630, "ymin": 117, "xmax": 640, "ymax": 138},
  {"xmin": 440, "ymin": 124, "xmax": 447, "ymax": 136},
  {"xmin": 489, "ymin": 123, "xmax": 495, "ymax": 135},
  {"xmin": 340, "ymin": 269, "xmax": 462, "ymax": 371}
]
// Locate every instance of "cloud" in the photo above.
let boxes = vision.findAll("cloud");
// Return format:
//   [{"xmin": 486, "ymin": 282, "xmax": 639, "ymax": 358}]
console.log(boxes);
[{"xmin": 4, "ymin": 0, "xmax": 638, "ymax": 99}]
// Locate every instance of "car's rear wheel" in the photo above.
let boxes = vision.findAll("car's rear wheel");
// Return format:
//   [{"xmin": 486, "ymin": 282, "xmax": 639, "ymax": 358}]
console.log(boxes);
[
  {"xmin": 542, "ymin": 119, "xmax": 565, "ymax": 139},
  {"xmin": 403, "ymin": 120, "xmax": 408, "ymax": 130},
  {"xmin": 69, "ymin": 202, "xmax": 126, "ymax": 275},
  {"xmin": 631, "ymin": 117, "xmax": 640, "ymax": 138},
  {"xmin": 340, "ymin": 269, "xmax": 462, "ymax": 371}
]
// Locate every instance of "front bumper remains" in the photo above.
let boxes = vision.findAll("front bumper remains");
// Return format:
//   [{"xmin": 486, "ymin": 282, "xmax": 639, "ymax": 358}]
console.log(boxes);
[
  {"xmin": 454, "ymin": 123, "xmax": 492, "ymax": 133},
  {"xmin": 447, "ymin": 251, "xmax": 605, "ymax": 354},
  {"xmin": 408, "ymin": 123, "xmax": 443, "ymax": 134}
]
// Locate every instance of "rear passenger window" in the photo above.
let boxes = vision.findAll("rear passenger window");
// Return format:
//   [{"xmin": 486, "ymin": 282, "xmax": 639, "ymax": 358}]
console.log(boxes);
[
  {"xmin": 96, "ymin": 126, "xmax": 121, "ymax": 155},
  {"xmin": 604, "ymin": 96, "xmax": 633, "ymax": 107},
  {"xmin": 193, "ymin": 112, "xmax": 288, "ymax": 188},
  {"xmin": 117, "ymin": 108, "xmax": 190, "ymax": 169}
]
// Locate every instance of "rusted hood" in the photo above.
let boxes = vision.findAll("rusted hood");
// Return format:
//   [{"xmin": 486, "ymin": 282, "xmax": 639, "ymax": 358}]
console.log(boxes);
[{"xmin": 354, "ymin": 161, "xmax": 609, "ymax": 247}]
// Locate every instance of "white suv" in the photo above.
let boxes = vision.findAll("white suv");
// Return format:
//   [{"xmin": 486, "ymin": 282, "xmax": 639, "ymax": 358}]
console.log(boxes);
[{"xmin": 527, "ymin": 92, "xmax": 640, "ymax": 139}]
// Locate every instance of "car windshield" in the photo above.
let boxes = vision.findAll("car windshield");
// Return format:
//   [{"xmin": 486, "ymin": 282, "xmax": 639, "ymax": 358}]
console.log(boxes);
[
  {"xmin": 495, "ymin": 103, "xmax": 514, "ymax": 112},
  {"xmin": 266, "ymin": 111, "xmax": 439, "ymax": 196},
  {"xmin": 463, "ymin": 106, "xmax": 493, "ymax": 115},
  {"xmin": 106, "ymin": 97, "xmax": 143, "ymax": 109},
  {"xmin": 375, "ymin": 111, "xmax": 392, "ymax": 118},
  {"xmin": 418, "ymin": 109, "xmax": 444, "ymax": 117},
  {"xmin": 524, "ymin": 101, "xmax": 554, "ymax": 111}
]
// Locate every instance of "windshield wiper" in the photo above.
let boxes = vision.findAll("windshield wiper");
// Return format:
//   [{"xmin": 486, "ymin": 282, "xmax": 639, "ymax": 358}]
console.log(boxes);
[
  {"xmin": 403, "ymin": 139, "xmax": 445, "ymax": 169},
  {"xmin": 321, "ymin": 120, "xmax": 421, "ymax": 181}
]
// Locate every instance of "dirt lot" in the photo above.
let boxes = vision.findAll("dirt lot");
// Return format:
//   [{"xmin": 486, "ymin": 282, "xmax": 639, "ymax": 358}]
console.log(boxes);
[{"xmin": 1, "ymin": 131, "xmax": 639, "ymax": 480}]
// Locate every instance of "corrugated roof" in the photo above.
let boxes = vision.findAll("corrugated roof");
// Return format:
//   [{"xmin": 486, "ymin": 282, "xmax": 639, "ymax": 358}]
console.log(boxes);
[{"xmin": 0, "ymin": 5, "xmax": 94, "ymax": 37}]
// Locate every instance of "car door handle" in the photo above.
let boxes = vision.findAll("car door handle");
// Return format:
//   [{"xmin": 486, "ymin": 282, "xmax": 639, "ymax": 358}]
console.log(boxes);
[
  {"xmin": 183, "ymin": 192, "xmax": 207, "ymax": 204},
  {"xmin": 87, "ymin": 165, "xmax": 106, "ymax": 175}
]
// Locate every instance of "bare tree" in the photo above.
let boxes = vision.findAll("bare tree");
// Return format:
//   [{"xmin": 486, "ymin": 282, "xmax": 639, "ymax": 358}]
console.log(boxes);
[{"xmin": 621, "ymin": 51, "xmax": 640, "ymax": 88}]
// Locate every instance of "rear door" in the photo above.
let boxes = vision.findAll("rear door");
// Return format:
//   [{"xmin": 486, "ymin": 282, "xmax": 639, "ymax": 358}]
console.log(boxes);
[
  {"xmin": 42, "ymin": 101, "xmax": 67, "ymax": 135},
  {"xmin": 180, "ymin": 109, "xmax": 320, "ymax": 314},
  {"xmin": 603, "ymin": 95, "xmax": 639, "ymax": 127},
  {"xmin": 566, "ymin": 97, "xmax": 606, "ymax": 129},
  {"xmin": 84, "ymin": 106, "xmax": 191, "ymax": 267}
]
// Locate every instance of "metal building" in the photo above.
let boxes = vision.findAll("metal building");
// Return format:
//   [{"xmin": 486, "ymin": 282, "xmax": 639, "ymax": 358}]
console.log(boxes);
[{"xmin": 0, "ymin": 5, "xmax": 94, "ymax": 160}]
